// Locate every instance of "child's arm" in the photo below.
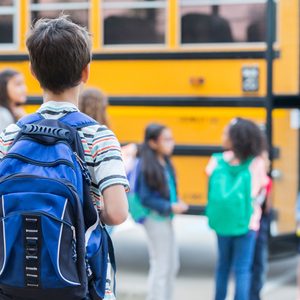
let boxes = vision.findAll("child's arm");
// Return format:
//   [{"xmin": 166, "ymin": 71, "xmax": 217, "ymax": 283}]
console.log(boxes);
[
  {"xmin": 91, "ymin": 126, "xmax": 129, "ymax": 225},
  {"xmin": 101, "ymin": 185, "xmax": 128, "ymax": 225},
  {"xmin": 138, "ymin": 173, "xmax": 188, "ymax": 215},
  {"xmin": 138, "ymin": 173, "xmax": 172, "ymax": 215},
  {"xmin": 205, "ymin": 156, "xmax": 217, "ymax": 177},
  {"xmin": 250, "ymin": 156, "xmax": 269, "ymax": 198}
]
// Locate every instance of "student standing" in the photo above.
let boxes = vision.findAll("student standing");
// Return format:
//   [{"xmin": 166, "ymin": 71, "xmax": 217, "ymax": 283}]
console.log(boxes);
[
  {"xmin": 0, "ymin": 69, "xmax": 27, "ymax": 131},
  {"xmin": 136, "ymin": 123, "xmax": 188, "ymax": 300},
  {"xmin": 250, "ymin": 150, "xmax": 272, "ymax": 300},
  {"xmin": 206, "ymin": 118, "xmax": 268, "ymax": 300},
  {"xmin": 0, "ymin": 16, "xmax": 129, "ymax": 299}
]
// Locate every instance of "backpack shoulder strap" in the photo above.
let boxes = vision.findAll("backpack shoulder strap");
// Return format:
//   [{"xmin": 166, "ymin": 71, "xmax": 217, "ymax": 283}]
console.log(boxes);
[
  {"xmin": 59, "ymin": 111, "xmax": 98, "ymax": 129},
  {"xmin": 16, "ymin": 113, "xmax": 44, "ymax": 127},
  {"xmin": 212, "ymin": 153, "xmax": 224, "ymax": 165}
]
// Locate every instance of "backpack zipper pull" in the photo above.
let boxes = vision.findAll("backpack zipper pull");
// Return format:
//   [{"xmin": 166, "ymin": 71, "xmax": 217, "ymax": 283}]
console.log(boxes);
[
  {"xmin": 71, "ymin": 226, "xmax": 77, "ymax": 262},
  {"xmin": 71, "ymin": 225, "xmax": 76, "ymax": 242},
  {"xmin": 86, "ymin": 258, "xmax": 93, "ymax": 278}
]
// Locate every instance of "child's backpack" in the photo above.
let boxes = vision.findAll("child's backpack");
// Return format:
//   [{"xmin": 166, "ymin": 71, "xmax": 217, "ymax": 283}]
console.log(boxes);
[
  {"xmin": 127, "ymin": 159, "xmax": 149, "ymax": 223},
  {"xmin": 0, "ymin": 112, "xmax": 115, "ymax": 300},
  {"xmin": 206, "ymin": 153, "xmax": 254, "ymax": 236}
]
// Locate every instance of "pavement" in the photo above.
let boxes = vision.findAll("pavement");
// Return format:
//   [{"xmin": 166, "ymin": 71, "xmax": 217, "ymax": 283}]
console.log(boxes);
[{"xmin": 112, "ymin": 215, "xmax": 297, "ymax": 300}]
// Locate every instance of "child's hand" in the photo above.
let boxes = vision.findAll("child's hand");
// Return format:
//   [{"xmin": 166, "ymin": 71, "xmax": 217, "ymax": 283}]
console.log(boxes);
[
  {"xmin": 296, "ymin": 222, "xmax": 300, "ymax": 237},
  {"xmin": 172, "ymin": 202, "xmax": 189, "ymax": 214}
]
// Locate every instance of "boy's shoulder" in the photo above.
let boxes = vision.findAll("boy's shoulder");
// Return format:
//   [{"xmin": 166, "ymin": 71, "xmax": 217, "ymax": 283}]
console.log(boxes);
[
  {"xmin": 0, "ymin": 123, "xmax": 21, "ymax": 138},
  {"xmin": 0, "ymin": 123, "xmax": 21, "ymax": 158}
]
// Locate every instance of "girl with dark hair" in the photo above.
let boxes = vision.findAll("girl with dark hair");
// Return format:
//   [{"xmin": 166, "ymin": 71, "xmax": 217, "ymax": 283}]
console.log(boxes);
[
  {"xmin": 0, "ymin": 69, "xmax": 27, "ymax": 131},
  {"xmin": 137, "ymin": 123, "xmax": 188, "ymax": 300},
  {"xmin": 206, "ymin": 118, "xmax": 268, "ymax": 300}
]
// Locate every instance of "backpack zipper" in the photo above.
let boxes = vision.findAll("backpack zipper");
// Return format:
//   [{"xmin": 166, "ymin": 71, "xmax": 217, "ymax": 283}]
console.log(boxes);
[{"xmin": 3, "ymin": 153, "xmax": 75, "ymax": 169}]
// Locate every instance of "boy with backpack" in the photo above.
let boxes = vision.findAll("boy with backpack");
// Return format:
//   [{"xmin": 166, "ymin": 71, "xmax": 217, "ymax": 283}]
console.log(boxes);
[
  {"xmin": 206, "ymin": 118, "xmax": 268, "ymax": 300},
  {"xmin": 0, "ymin": 16, "xmax": 129, "ymax": 300}
]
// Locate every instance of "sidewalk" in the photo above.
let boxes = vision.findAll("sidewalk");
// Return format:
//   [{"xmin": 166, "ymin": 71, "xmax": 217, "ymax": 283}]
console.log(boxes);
[{"xmin": 113, "ymin": 216, "xmax": 297, "ymax": 300}]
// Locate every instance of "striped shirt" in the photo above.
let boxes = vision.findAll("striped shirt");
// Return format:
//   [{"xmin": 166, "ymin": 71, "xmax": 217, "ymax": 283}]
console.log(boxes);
[{"xmin": 0, "ymin": 101, "xmax": 129, "ymax": 211}]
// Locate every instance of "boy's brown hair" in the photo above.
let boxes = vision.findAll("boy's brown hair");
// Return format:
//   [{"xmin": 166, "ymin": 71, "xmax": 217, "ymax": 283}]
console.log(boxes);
[{"xmin": 26, "ymin": 15, "xmax": 91, "ymax": 94}]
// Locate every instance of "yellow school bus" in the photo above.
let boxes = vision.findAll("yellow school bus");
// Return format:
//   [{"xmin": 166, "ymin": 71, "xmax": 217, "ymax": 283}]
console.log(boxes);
[{"xmin": 0, "ymin": 0, "xmax": 299, "ymax": 254}]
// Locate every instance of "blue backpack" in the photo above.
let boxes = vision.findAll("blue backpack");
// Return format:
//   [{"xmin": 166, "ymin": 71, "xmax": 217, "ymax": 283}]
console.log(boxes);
[
  {"xmin": 127, "ymin": 159, "xmax": 149, "ymax": 223},
  {"xmin": 0, "ymin": 112, "xmax": 115, "ymax": 300}
]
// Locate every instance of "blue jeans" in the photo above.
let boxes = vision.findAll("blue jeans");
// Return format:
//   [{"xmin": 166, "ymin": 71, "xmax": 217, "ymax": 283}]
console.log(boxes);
[
  {"xmin": 250, "ymin": 214, "xmax": 270, "ymax": 300},
  {"xmin": 215, "ymin": 230, "xmax": 256, "ymax": 300}
]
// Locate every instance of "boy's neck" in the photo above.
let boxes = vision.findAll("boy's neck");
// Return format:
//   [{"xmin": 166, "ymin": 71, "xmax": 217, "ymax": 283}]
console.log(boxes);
[{"xmin": 43, "ymin": 86, "xmax": 81, "ymax": 106}]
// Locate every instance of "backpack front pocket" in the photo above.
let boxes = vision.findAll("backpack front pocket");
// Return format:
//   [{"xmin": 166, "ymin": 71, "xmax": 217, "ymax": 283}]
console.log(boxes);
[{"xmin": 0, "ymin": 192, "xmax": 80, "ymax": 289}]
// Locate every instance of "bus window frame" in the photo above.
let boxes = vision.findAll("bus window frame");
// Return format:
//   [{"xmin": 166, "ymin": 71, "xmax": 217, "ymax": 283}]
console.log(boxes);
[
  {"xmin": 100, "ymin": 0, "xmax": 168, "ymax": 49},
  {"xmin": 178, "ymin": 0, "xmax": 278, "ymax": 49},
  {"xmin": 29, "ymin": 1, "xmax": 91, "ymax": 29},
  {"xmin": 0, "ymin": 0, "xmax": 19, "ymax": 51}
]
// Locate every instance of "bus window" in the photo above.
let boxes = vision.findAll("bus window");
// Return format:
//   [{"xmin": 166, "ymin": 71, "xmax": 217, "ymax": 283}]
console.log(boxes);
[
  {"xmin": 30, "ymin": 0, "xmax": 90, "ymax": 28},
  {"xmin": 180, "ymin": 0, "xmax": 271, "ymax": 45},
  {"xmin": 0, "ymin": 0, "xmax": 16, "ymax": 47},
  {"xmin": 102, "ymin": 0, "xmax": 166, "ymax": 45}
]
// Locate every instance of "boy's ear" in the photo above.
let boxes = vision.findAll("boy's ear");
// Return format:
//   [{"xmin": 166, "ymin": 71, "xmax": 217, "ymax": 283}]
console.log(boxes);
[{"xmin": 81, "ymin": 64, "xmax": 90, "ymax": 83}]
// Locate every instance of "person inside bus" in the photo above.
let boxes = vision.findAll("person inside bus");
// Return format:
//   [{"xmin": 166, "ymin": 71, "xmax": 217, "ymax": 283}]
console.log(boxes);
[
  {"xmin": 247, "ymin": 8, "xmax": 266, "ymax": 42},
  {"xmin": 104, "ymin": 12, "xmax": 162, "ymax": 45},
  {"xmin": 206, "ymin": 118, "xmax": 268, "ymax": 300},
  {"xmin": 0, "ymin": 68, "xmax": 27, "ymax": 132},
  {"xmin": 136, "ymin": 123, "xmax": 188, "ymax": 300},
  {"xmin": 181, "ymin": 5, "xmax": 233, "ymax": 44},
  {"xmin": 0, "ymin": 14, "xmax": 13, "ymax": 44}
]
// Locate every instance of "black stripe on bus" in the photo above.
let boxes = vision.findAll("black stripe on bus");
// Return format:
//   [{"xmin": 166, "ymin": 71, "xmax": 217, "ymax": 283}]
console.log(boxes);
[
  {"xmin": 172, "ymin": 145, "xmax": 279, "ymax": 159},
  {"xmin": 120, "ymin": 144, "xmax": 278, "ymax": 158},
  {"xmin": 110, "ymin": 95, "xmax": 300, "ymax": 108},
  {"xmin": 29, "ymin": 95, "xmax": 300, "ymax": 109},
  {"xmin": 92, "ymin": 51, "xmax": 280, "ymax": 60},
  {"xmin": 174, "ymin": 145, "xmax": 223, "ymax": 156},
  {"xmin": 0, "ymin": 50, "xmax": 280, "ymax": 62},
  {"xmin": 26, "ymin": 96, "xmax": 266, "ymax": 107},
  {"xmin": 109, "ymin": 96, "xmax": 266, "ymax": 107},
  {"xmin": 273, "ymin": 95, "xmax": 300, "ymax": 108}
]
